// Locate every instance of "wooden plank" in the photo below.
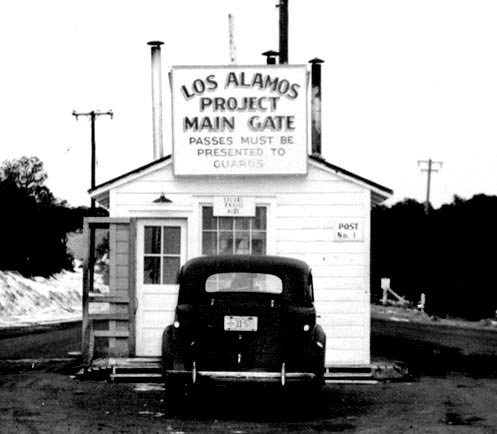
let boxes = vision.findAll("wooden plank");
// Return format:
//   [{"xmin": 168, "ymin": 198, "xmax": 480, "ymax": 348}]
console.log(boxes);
[
  {"xmin": 314, "ymin": 289, "xmax": 366, "ymax": 303},
  {"xmin": 128, "ymin": 218, "xmax": 137, "ymax": 357},
  {"xmin": 284, "ymin": 252, "xmax": 365, "ymax": 266},
  {"xmin": 312, "ymin": 264, "xmax": 366, "ymax": 279},
  {"xmin": 116, "ymin": 227, "xmax": 130, "ymax": 242},
  {"xmin": 89, "ymin": 313, "xmax": 129, "ymax": 321},
  {"xmin": 277, "ymin": 204, "xmax": 364, "ymax": 218},
  {"xmin": 277, "ymin": 239, "xmax": 364, "ymax": 254},
  {"xmin": 109, "ymin": 320, "xmax": 116, "ymax": 352},
  {"xmin": 116, "ymin": 253, "xmax": 129, "ymax": 267},
  {"xmin": 81, "ymin": 219, "xmax": 91, "ymax": 364},
  {"xmin": 89, "ymin": 296, "xmax": 130, "ymax": 303},
  {"xmin": 94, "ymin": 330, "xmax": 130, "ymax": 338},
  {"xmin": 316, "ymin": 300, "xmax": 369, "ymax": 314},
  {"xmin": 109, "ymin": 224, "xmax": 118, "ymax": 295},
  {"xmin": 313, "ymin": 276, "xmax": 365, "ymax": 290},
  {"xmin": 115, "ymin": 277, "xmax": 129, "ymax": 291},
  {"xmin": 325, "ymin": 348, "xmax": 369, "ymax": 365},
  {"xmin": 277, "ymin": 192, "xmax": 365, "ymax": 205},
  {"xmin": 88, "ymin": 322, "xmax": 94, "ymax": 364}
]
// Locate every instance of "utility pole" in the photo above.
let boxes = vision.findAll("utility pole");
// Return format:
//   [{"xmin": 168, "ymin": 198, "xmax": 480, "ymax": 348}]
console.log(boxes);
[
  {"xmin": 73, "ymin": 110, "xmax": 113, "ymax": 344},
  {"xmin": 72, "ymin": 110, "xmax": 113, "ymax": 209},
  {"xmin": 418, "ymin": 158, "xmax": 443, "ymax": 214},
  {"xmin": 228, "ymin": 13, "xmax": 237, "ymax": 64},
  {"xmin": 277, "ymin": 0, "xmax": 289, "ymax": 64}
]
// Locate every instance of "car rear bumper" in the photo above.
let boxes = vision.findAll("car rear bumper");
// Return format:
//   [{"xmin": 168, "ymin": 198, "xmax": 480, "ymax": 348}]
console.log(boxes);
[{"xmin": 165, "ymin": 366, "xmax": 319, "ymax": 386}]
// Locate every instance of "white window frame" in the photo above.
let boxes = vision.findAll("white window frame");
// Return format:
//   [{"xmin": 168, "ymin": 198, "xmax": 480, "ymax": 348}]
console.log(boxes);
[{"xmin": 201, "ymin": 205, "xmax": 268, "ymax": 255}]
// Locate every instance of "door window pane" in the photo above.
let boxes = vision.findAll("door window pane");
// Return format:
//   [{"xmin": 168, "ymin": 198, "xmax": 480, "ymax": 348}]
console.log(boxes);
[
  {"xmin": 144, "ymin": 227, "xmax": 161, "ymax": 254},
  {"xmin": 163, "ymin": 227, "xmax": 180, "ymax": 254},
  {"xmin": 163, "ymin": 257, "xmax": 180, "ymax": 284},
  {"xmin": 144, "ymin": 257, "xmax": 160, "ymax": 283},
  {"xmin": 143, "ymin": 225, "xmax": 182, "ymax": 284}
]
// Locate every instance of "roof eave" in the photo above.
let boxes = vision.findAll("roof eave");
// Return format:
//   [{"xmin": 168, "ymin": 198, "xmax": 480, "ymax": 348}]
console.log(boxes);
[{"xmin": 308, "ymin": 155, "xmax": 393, "ymax": 202}]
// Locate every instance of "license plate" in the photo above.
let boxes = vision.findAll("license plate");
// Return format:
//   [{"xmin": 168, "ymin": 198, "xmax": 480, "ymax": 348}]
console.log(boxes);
[{"xmin": 224, "ymin": 315, "xmax": 258, "ymax": 332}]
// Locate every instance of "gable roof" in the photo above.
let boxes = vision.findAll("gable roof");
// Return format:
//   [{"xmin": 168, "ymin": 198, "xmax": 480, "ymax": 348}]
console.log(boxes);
[{"xmin": 89, "ymin": 154, "xmax": 393, "ymax": 208}]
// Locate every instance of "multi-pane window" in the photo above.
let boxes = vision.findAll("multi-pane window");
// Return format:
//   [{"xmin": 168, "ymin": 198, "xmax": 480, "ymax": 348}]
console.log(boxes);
[
  {"xmin": 143, "ymin": 226, "xmax": 181, "ymax": 284},
  {"xmin": 202, "ymin": 206, "xmax": 267, "ymax": 255}
]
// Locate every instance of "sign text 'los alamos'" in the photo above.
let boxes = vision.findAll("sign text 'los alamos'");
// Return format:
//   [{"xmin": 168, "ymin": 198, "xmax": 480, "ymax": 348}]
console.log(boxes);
[{"xmin": 171, "ymin": 65, "xmax": 308, "ymax": 176}]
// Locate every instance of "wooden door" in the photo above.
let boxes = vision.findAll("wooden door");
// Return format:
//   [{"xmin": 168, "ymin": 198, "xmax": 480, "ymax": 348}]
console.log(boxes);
[{"xmin": 136, "ymin": 219, "xmax": 187, "ymax": 356}]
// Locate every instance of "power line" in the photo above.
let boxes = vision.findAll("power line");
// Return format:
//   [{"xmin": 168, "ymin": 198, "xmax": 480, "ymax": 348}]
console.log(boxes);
[
  {"xmin": 72, "ymin": 110, "xmax": 113, "ymax": 209},
  {"xmin": 418, "ymin": 158, "xmax": 443, "ymax": 214}
]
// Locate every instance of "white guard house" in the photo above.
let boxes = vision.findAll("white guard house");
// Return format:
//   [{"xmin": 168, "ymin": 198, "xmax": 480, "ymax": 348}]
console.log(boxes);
[{"xmin": 82, "ymin": 58, "xmax": 392, "ymax": 374}]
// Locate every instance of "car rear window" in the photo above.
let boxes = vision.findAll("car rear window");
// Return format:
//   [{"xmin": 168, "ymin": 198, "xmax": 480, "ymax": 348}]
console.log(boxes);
[{"xmin": 205, "ymin": 272, "xmax": 283, "ymax": 294}]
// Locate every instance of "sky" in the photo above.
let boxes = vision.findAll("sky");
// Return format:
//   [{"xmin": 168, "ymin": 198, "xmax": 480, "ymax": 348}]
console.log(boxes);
[{"xmin": 1, "ymin": 0, "xmax": 497, "ymax": 208}]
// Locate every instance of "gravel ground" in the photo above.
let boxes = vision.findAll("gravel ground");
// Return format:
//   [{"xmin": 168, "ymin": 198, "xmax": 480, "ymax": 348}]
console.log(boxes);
[{"xmin": 1, "ymin": 360, "xmax": 497, "ymax": 433}]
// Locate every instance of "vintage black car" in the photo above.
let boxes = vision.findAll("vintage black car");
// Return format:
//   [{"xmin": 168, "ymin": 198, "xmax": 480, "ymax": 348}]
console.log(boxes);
[{"xmin": 162, "ymin": 254, "xmax": 326, "ymax": 396}]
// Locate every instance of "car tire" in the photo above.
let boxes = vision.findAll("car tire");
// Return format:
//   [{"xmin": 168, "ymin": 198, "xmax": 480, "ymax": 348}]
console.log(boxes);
[{"xmin": 164, "ymin": 376, "xmax": 188, "ymax": 416}]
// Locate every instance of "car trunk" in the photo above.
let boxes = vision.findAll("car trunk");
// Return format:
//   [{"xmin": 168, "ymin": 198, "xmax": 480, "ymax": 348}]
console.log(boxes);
[{"xmin": 192, "ymin": 296, "xmax": 284, "ymax": 372}]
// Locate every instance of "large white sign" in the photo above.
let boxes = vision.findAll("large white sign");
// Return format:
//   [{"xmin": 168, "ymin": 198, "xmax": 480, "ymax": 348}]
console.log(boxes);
[{"xmin": 171, "ymin": 65, "xmax": 308, "ymax": 176}]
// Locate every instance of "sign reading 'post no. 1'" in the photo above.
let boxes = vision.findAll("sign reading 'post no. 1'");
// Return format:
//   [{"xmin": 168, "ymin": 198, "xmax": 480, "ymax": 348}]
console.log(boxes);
[{"xmin": 171, "ymin": 65, "xmax": 308, "ymax": 176}]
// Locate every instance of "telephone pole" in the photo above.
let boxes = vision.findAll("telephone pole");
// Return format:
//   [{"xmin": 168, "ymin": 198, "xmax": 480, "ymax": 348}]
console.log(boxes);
[
  {"xmin": 72, "ymin": 110, "xmax": 113, "ymax": 209},
  {"xmin": 418, "ymin": 158, "xmax": 443, "ymax": 214}
]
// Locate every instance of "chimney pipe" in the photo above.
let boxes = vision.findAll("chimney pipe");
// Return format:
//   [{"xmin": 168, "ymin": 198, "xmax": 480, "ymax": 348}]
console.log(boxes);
[
  {"xmin": 309, "ymin": 58, "xmax": 324, "ymax": 156},
  {"xmin": 262, "ymin": 50, "xmax": 279, "ymax": 65},
  {"xmin": 278, "ymin": 0, "xmax": 289, "ymax": 64},
  {"xmin": 148, "ymin": 41, "xmax": 164, "ymax": 160}
]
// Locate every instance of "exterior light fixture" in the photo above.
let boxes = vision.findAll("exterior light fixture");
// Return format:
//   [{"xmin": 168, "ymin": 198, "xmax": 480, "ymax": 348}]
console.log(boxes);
[{"xmin": 153, "ymin": 193, "xmax": 172, "ymax": 203}]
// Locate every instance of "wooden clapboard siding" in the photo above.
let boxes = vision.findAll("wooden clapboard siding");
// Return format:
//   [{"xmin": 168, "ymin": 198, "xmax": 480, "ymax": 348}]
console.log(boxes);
[
  {"xmin": 102, "ymin": 160, "xmax": 372, "ymax": 366},
  {"xmin": 272, "ymin": 170, "xmax": 371, "ymax": 365},
  {"xmin": 313, "ymin": 276, "xmax": 365, "ymax": 291}
]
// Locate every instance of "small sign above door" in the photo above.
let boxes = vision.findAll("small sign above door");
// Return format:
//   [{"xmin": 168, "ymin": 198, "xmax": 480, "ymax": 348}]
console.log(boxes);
[{"xmin": 213, "ymin": 196, "xmax": 256, "ymax": 217}]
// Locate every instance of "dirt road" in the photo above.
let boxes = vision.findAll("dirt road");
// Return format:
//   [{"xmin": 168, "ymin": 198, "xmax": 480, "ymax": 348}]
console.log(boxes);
[
  {"xmin": 2, "ymin": 319, "xmax": 497, "ymax": 432},
  {"xmin": 372, "ymin": 317, "xmax": 497, "ymax": 378},
  {"xmin": 1, "ymin": 360, "xmax": 497, "ymax": 433},
  {"xmin": 0, "ymin": 322, "xmax": 80, "ymax": 360}
]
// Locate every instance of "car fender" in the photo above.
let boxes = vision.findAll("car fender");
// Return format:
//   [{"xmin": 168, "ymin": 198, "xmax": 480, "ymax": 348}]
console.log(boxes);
[
  {"xmin": 161, "ymin": 325, "xmax": 175, "ymax": 373},
  {"xmin": 309, "ymin": 324, "xmax": 326, "ymax": 381},
  {"xmin": 311, "ymin": 324, "xmax": 326, "ymax": 348}
]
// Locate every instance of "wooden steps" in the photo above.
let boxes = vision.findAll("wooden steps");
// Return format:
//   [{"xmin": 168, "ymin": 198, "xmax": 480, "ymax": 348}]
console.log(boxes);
[
  {"xmin": 324, "ymin": 365, "xmax": 377, "ymax": 384},
  {"xmin": 108, "ymin": 358, "xmax": 162, "ymax": 383}
]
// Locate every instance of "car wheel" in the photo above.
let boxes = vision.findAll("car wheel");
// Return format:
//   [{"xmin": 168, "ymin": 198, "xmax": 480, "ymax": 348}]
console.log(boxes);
[{"xmin": 164, "ymin": 376, "xmax": 189, "ymax": 416}]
